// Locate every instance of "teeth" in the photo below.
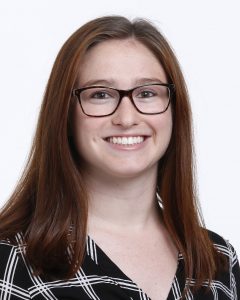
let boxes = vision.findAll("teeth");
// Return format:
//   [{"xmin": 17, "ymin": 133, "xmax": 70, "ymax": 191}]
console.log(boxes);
[{"xmin": 108, "ymin": 136, "xmax": 145, "ymax": 145}]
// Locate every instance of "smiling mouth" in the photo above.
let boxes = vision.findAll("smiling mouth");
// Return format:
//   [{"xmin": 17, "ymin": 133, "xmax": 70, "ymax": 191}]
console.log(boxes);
[{"xmin": 105, "ymin": 136, "xmax": 147, "ymax": 145}]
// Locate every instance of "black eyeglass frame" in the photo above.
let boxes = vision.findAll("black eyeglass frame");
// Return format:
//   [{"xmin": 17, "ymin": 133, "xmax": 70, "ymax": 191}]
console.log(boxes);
[{"xmin": 72, "ymin": 83, "xmax": 175, "ymax": 117}]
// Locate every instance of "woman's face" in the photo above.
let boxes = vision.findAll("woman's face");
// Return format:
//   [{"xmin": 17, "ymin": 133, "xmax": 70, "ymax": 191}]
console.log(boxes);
[{"xmin": 72, "ymin": 39, "xmax": 172, "ymax": 179}]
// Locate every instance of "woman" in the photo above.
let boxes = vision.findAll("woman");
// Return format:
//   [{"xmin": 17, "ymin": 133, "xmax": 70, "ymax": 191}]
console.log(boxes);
[{"xmin": 0, "ymin": 15, "xmax": 239, "ymax": 300}]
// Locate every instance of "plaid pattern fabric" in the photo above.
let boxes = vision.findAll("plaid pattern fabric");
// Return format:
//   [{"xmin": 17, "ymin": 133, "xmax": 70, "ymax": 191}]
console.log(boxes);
[{"xmin": 0, "ymin": 230, "xmax": 239, "ymax": 299}]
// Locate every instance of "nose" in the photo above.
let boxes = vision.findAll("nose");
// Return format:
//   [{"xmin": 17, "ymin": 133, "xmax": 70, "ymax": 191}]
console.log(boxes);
[{"xmin": 111, "ymin": 96, "xmax": 140, "ymax": 127}]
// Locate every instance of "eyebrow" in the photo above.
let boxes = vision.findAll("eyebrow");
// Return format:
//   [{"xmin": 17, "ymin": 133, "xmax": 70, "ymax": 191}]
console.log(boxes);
[
  {"xmin": 80, "ymin": 79, "xmax": 115, "ymax": 87},
  {"xmin": 80, "ymin": 77, "xmax": 166, "ymax": 88},
  {"xmin": 135, "ymin": 77, "xmax": 165, "ymax": 85}
]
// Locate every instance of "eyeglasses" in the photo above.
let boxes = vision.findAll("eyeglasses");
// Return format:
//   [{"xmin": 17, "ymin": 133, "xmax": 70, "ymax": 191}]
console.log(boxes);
[{"xmin": 72, "ymin": 83, "xmax": 175, "ymax": 117}]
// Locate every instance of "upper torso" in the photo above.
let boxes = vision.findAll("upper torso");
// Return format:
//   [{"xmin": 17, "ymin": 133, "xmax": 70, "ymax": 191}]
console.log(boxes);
[{"xmin": 0, "ymin": 230, "xmax": 239, "ymax": 300}]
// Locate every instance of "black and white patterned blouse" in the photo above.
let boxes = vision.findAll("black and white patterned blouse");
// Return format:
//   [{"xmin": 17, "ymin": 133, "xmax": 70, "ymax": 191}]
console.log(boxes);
[{"xmin": 0, "ymin": 230, "xmax": 239, "ymax": 299}]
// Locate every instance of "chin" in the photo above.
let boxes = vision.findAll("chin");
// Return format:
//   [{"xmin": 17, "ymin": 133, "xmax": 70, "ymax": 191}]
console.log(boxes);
[{"xmin": 103, "ymin": 163, "xmax": 157, "ymax": 179}]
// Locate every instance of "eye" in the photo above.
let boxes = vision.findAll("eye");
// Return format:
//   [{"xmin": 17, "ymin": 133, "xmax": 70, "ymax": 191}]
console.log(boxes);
[
  {"xmin": 91, "ymin": 91, "xmax": 112, "ymax": 99},
  {"xmin": 137, "ymin": 90, "xmax": 156, "ymax": 98}
]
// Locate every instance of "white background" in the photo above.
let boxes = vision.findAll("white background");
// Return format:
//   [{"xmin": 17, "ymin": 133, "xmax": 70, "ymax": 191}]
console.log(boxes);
[{"xmin": 0, "ymin": 1, "xmax": 239, "ymax": 253}]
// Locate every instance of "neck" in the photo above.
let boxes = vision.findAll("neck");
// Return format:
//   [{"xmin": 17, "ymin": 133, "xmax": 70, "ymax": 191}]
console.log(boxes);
[{"xmin": 85, "ymin": 166, "xmax": 162, "ymax": 235}]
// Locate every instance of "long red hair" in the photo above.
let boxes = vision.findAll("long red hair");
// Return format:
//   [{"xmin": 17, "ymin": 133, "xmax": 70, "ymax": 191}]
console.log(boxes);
[{"xmin": 0, "ymin": 16, "xmax": 224, "ymax": 285}]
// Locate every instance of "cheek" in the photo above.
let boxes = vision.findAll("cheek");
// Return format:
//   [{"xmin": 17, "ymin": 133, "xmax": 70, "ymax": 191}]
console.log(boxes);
[
  {"xmin": 72, "ymin": 107, "xmax": 104, "ymax": 156},
  {"xmin": 165, "ymin": 113, "xmax": 173, "ymax": 139},
  {"xmin": 73, "ymin": 119, "xmax": 92, "ymax": 150},
  {"xmin": 73, "ymin": 123, "xmax": 95, "ymax": 162},
  {"xmin": 152, "ymin": 110, "xmax": 173, "ymax": 156},
  {"xmin": 155, "ymin": 110, "xmax": 173, "ymax": 138}
]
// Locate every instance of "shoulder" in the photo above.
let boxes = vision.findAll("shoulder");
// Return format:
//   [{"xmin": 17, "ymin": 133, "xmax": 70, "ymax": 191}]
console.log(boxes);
[
  {"xmin": 0, "ymin": 234, "xmax": 32, "ymax": 298},
  {"xmin": 0, "ymin": 236, "xmax": 20, "ymax": 262},
  {"xmin": 206, "ymin": 229, "xmax": 240, "ymax": 290},
  {"xmin": 0, "ymin": 232, "xmax": 25, "ymax": 253},
  {"xmin": 200, "ymin": 229, "xmax": 240, "ymax": 299},
  {"xmin": 0, "ymin": 233, "xmax": 26, "ymax": 274},
  {"xmin": 207, "ymin": 229, "xmax": 238, "ymax": 263},
  {"xmin": 0, "ymin": 232, "xmax": 28, "ymax": 263},
  {"xmin": 207, "ymin": 229, "xmax": 232, "ymax": 249}
]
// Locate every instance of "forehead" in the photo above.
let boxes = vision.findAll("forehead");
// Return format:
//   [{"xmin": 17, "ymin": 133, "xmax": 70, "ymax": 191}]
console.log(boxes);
[{"xmin": 78, "ymin": 38, "xmax": 167, "ymax": 88}]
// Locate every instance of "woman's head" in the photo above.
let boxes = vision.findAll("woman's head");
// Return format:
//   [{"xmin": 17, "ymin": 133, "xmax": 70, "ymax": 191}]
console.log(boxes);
[{"xmin": 38, "ymin": 15, "xmax": 190, "ymax": 182}]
